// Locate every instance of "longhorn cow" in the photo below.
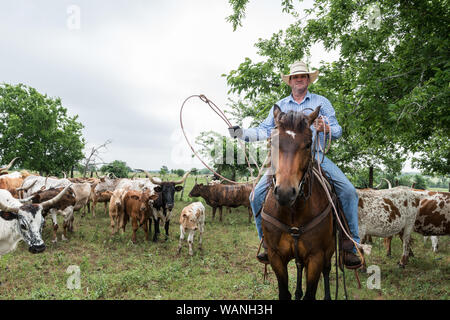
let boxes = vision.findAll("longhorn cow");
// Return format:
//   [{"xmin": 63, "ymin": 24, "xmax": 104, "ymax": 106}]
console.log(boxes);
[
  {"xmin": 141, "ymin": 170, "xmax": 190, "ymax": 241},
  {"xmin": 0, "ymin": 185, "xmax": 72, "ymax": 255}
]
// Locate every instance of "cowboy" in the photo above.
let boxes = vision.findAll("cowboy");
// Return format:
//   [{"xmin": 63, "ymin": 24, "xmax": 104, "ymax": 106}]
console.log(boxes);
[{"xmin": 228, "ymin": 61, "xmax": 362, "ymax": 267}]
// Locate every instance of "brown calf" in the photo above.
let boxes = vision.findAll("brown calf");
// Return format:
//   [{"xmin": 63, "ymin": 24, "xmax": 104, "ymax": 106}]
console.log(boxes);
[
  {"xmin": 122, "ymin": 189, "xmax": 158, "ymax": 243},
  {"xmin": 109, "ymin": 188, "xmax": 128, "ymax": 235}
]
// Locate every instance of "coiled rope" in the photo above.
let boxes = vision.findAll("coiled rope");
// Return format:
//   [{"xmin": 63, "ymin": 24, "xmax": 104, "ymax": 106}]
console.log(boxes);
[{"xmin": 179, "ymin": 94, "xmax": 269, "ymax": 188}]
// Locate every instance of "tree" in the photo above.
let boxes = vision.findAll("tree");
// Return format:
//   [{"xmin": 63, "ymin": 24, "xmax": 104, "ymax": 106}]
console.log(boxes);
[
  {"xmin": 100, "ymin": 160, "xmax": 131, "ymax": 178},
  {"xmin": 412, "ymin": 174, "xmax": 428, "ymax": 190},
  {"xmin": 80, "ymin": 139, "xmax": 112, "ymax": 177},
  {"xmin": 195, "ymin": 130, "xmax": 266, "ymax": 181},
  {"xmin": 0, "ymin": 83, "xmax": 85, "ymax": 175},
  {"xmin": 224, "ymin": 0, "xmax": 449, "ymax": 177},
  {"xmin": 160, "ymin": 165, "xmax": 169, "ymax": 176}
]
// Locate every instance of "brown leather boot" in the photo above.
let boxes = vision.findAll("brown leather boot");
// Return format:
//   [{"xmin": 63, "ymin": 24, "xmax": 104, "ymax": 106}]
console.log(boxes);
[
  {"xmin": 340, "ymin": 239, "xmax": 363, "ymax": 269},
  {"xmin": 257, "ymin": 238, "xmax": 269, "ymax": 264},
  {"xmin": 343, "ymin": 251, "xmax": 362, "ymax": 268}
]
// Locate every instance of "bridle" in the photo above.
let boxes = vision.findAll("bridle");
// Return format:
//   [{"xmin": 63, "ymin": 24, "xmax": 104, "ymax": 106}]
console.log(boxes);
[{"xmin": 271, "ymin": 158, "xmax": 313, "ymax": 202}]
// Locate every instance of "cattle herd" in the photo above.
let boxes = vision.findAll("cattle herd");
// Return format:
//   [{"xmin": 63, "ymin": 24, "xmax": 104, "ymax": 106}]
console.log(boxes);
[
  {"xmin": 0, "ymin": 158, "xmax": 253, "ymax": 258},
  {"xmin": 0, "ymin": 157, "xmax": 449, "ymax": 276}
]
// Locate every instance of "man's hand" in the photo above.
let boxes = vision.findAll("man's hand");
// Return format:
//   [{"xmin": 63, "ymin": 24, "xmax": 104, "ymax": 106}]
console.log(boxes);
[
  {"xmin": 313, "ymin": 117, "xmax": 330, "ymax": 134},
  {"xmin": 228, "ymin": 125, "xmax": 243, "ymax": 139}
]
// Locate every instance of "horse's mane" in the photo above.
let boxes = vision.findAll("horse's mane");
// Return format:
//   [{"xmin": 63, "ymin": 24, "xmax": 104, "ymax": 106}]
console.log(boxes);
[{"xmin": 277, "ymin": 110, "xmax": 309, "ymax": 132}]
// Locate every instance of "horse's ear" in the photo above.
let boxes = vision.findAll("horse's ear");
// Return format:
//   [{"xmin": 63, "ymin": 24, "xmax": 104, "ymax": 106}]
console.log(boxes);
[
  {"xmin": 307, "ymin": 105, "xmax": 321, "ymax": 126},
  {"xmin": 273, "ymin": 104, "xmax": 283, "ymax": 125}
]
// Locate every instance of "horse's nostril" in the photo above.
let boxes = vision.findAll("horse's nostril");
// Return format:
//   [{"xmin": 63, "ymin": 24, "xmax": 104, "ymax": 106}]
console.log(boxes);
[{"xmin": 292, "ymin": 188, "xmax": 296, "ymax": 196}]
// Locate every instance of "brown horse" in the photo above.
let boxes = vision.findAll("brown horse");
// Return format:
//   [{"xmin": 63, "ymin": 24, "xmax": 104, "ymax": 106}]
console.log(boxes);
[{"xmin": 261, "ymin": 105, "xmax": 335, "ymax": 300}]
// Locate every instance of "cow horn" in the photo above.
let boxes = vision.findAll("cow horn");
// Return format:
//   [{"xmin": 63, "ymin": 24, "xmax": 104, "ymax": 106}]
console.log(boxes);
[
  {"xmin": 139, "ymin": 169, "xmax": 162, "ymax": 185},
  {"xmin": 16, "ymin": 179, "xmax": 37, "ymax": 192},
  {"xmin": 0, "ymin": 200, "xmax": 19, "ymax": 213},
  {"xmin": 382, "ymin": 178, "xmax": 392, "ymax": 189},
  {"xmin": 40, "ymin": 184, "xmax": 72, "ymax": 209},
  {"xmin": 171, "ymin": 171, "xmax": 190, "ymax": 185},
  {"xmin": 0, "ymin": 157, "xmax": 19, "ymax": 173},
  {"xmin": 18, "ymin": 195, "xmax": 35, "ymax": 204}
]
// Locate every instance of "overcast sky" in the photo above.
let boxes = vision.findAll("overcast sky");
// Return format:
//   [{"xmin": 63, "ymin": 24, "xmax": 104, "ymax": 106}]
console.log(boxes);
[{"xmin": 2, "ymin": 1, "xmax": 415, "ymax": 172}]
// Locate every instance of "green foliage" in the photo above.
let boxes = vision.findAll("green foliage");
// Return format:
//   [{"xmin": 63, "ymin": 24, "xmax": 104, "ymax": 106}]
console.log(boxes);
[
  {"xmin": 195, "ymin": 130, "xmax": 266, "ymax": 181},
  {"xmin": 172, "ymin": 168, "xmax": 185, "ymax": 177},
  {"xmin": 224, "ymin": 0, "xmax": 450, "ymax": 177},
  {"xmin": 160, "ymin": 165, "xmax": 169, "ymax": 176},
  {"xmin": 100, "ymin": 160, "xmax": 131, "ymax": 178},
  {"xmin": 412, "ymin": 174, "xmax": 428, "ymax": 190},
  {"xmin": 0, "ymin": 83, "xmax": 85, "ymax": 175}
]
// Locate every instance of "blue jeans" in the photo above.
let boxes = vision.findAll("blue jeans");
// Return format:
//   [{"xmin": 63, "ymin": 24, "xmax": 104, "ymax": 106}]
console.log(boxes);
[{"xmin": 250, "ymin": 155, "xmax": 360, "ymax": 250}]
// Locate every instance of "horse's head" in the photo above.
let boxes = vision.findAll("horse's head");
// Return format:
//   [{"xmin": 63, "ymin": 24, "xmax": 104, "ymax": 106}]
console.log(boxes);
[{"xmin": 270, "ymin": 104, "xmax": 320, "ymax": 206}]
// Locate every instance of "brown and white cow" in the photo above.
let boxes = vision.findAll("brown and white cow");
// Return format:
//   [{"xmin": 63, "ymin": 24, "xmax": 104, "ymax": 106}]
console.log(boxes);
[
  {"xmin": 21, "ymin": 177, "xmax": 91, "ymax": 242},
  {"xmin": 177, "ymin": 202, "xmax": 205, "ymax": 256},
  {"xmin": 357, "ymin": 186, "xmax": 420, "ymax": 267},
  {"xmin": 90, "ymin": 175, "xmax": 120, "ymax": 217},
  {"xmin": 26, "ymin": 186, "xmax": 76, "ymax": 242},
  {"xmin": 383, "ymin": 189, "xmax": 449, "ymax": 256},
  {"xmin": 122, "ymin": 189, "xmax": 158, "ymax": 243}
]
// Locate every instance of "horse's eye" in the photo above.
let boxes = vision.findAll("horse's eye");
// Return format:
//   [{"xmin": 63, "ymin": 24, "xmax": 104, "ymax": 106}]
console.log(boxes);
[{"xmin": 306, "ymin": 142, "xmax": 312, "ymax": 149}]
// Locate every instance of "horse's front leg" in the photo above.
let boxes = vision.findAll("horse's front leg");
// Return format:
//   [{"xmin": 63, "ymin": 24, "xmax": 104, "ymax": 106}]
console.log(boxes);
[
  {"xmin": 322, "ymin": 262, "xmax": 332, "ymax": 300},
  {"xmin": 268, "ymin": 249, "xmax": 291, "ymax": 300},
  {"xmin": 295, "ymin": 262, "xmax": 304, "ymax": 300},
  {"xmin": 303, "ymin": 255, "xmax": 324, "ymax": 300}
]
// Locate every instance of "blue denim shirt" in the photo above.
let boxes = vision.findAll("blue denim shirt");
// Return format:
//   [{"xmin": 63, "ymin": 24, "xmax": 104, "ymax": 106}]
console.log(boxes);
[{"xmin": 240, "ymin": 91, "xmax": 342, "ymax": 143}]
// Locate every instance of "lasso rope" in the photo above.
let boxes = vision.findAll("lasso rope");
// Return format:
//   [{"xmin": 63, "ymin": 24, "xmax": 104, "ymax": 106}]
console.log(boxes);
[{"xmin": 179, "ymin": 94, "xmax": 269, "ymax": 188}]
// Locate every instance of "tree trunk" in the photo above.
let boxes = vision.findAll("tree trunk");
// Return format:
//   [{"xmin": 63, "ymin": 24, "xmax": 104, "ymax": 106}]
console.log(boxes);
[{"xmin": 368, "ymin": 166, "xmax": 374, "ymax": 189}]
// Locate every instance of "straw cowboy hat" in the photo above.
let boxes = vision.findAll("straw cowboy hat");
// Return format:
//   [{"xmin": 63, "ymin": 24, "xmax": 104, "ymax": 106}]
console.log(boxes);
[{"xmin": 281, "ymin": 61, "xmax": 319, "ymax": 85}]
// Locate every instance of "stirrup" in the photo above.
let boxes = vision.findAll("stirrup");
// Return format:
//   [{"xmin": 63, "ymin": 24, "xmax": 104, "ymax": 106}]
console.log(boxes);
[{"xmin": 257, "ymin": 238, "xmax": 270, "ymax": 264}]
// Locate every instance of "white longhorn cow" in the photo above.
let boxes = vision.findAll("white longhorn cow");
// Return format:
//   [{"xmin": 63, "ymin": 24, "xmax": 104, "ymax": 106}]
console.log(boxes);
[{"xmin": 0, "ymin": 185, "xmax": 72, "ymax": 255}]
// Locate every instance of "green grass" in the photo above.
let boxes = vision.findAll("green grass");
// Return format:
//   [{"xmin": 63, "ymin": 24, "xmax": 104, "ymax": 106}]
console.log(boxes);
[{"xmin": 0, "ymin": 175, "xmax": 448, "ymax": 300}]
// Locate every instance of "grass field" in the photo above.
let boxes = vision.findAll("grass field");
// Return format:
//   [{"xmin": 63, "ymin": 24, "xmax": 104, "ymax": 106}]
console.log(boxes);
[{"xmin": 0, "ymin": 175, "xmax": 448, "ymax": 300}]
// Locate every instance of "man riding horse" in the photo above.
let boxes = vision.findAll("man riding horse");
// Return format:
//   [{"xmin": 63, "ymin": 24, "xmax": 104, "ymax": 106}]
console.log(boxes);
[{"xmin": 229, "ymin": 60, "xmax": 362, "ymax": 268}]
